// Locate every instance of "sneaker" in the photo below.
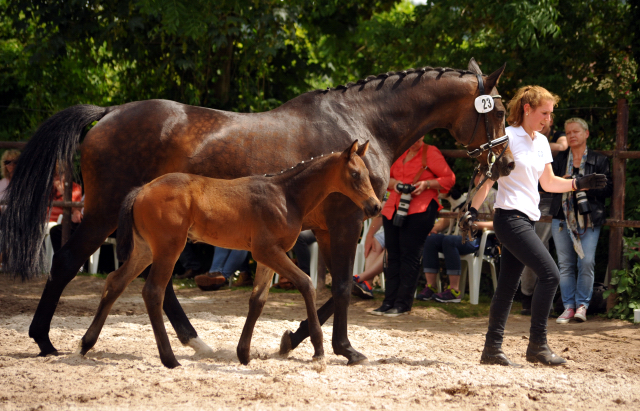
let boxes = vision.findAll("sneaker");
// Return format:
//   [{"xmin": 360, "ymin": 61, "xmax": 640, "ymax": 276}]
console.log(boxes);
[
  {"xmin": 194, "ymin": 273, "xmax": 227, "ymax": 291},
  {"xmin": 574, "ymin": 305, "xmax": 587, "ymax": 322},
  {"xmin": 369, "ymin": 303, "xmax": 393, "ymax": 316},
  {"xmin": 383, "ymin": 307, "xmax": 411, "ymax": 317},
  {"xmin": 434, "ymin": 288, "xmax": 461, "ymax": 303},
  {"xmin": 556, "ymin": 308, "xmax": 575, "ymax": 324},
  {"xmin": 351, "ymin": 277, "xmax": 374, "ymax": 299},
  {"xmin": 416, "ymin": 284, "xmax": 437, "ymax": 301}
]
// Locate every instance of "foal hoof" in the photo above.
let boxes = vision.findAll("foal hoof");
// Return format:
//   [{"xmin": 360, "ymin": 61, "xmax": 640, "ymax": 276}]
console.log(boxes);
[{"xmin": 279, "ymin": 330, "xmax": 293, "ymax": 357}]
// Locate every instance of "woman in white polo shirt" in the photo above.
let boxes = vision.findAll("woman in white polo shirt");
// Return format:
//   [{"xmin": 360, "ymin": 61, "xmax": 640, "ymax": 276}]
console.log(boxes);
[{"xmin": 462, "ymin": 86, "xmax": 607, "ymax": 367}]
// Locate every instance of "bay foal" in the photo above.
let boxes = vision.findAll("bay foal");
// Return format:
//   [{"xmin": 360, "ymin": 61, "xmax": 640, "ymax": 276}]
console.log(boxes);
[{"xmin": 77, "ymin": 140, "xmax": 381, "ymax": 368}]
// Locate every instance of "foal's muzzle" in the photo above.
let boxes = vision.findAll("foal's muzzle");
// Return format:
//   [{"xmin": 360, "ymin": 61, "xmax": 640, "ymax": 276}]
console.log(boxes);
[{"xmin": 363, "ymin": 197, "xmax": 382, "ymax": 218}]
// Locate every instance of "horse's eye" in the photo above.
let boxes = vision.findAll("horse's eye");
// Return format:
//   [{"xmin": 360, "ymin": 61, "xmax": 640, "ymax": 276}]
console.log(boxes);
[
  {"xmin": 351, "ymin": 172, "xmax": 360, "ymax": 179},
  {"xmin": 496, "ymin": 111, "xmax": 505, "ymax": 119}
]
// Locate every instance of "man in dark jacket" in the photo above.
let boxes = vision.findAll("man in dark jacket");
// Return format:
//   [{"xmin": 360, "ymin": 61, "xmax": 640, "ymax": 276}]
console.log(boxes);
[{"xmin": 550, "ymin": 118, "xmax": 613, "ymax": 324}]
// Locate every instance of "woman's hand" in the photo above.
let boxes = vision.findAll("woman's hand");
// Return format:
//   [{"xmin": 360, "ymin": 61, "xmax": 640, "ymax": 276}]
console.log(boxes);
[
  {"xmin": 411, "ymin": 180, "xmax": 429, "ymax": 196},
  {"xmin": 71, "ymin": 209, "xmax": 83, "ymax": 223}
]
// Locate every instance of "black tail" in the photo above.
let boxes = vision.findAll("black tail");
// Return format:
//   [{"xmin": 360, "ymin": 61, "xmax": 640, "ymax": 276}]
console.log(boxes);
[
  {"xmin": 0, "ymin": 105, "xmax": 111, "ymax": 280},
  {"xmin": 116, "ymin": 186, "xmax": 143, "ymax": 262}
]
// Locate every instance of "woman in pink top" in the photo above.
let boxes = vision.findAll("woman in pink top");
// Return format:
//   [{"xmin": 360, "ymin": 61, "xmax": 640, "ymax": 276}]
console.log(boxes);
[{"xmin": 370, "ymin": 138, "xmax": 455, "ymax": 317}]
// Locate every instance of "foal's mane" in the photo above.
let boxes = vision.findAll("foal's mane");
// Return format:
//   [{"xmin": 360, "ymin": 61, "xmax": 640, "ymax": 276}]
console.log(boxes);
[
  {"xmin": 263, "ymin": 151, "xmax": 336, "ymax": 179},
  {"xmin": 316, "ymin": 66, "xmax": 476, "ymax": 94}
]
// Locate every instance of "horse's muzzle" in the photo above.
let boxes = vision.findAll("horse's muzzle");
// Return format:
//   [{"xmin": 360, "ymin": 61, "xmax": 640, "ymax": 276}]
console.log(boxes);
[{"xmin": 363, "ymin": 197, "xmax": 382, "ymax": 218}]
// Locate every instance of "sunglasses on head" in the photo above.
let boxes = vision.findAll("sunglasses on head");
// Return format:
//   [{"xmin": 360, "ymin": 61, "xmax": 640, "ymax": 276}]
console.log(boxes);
[{"xmin": 3, "ymin": 160, "xmax": 16, "ymax": 166}]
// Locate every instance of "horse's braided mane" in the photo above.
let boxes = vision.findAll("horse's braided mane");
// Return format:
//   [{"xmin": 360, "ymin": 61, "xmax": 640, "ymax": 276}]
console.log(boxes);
[
  {"xmin": 263, "ymin": 151, "xmax": 334, "ymax": 178},
  {"xmin": 317, "ymin": 66, "xmax": 475, "ymax": 93}
]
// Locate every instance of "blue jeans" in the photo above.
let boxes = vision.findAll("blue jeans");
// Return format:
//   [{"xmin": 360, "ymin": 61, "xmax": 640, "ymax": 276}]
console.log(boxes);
[
  {"xmin": 423, "ymin": 234, "xmax": 478, "ymax": 276},
  {"xmin": 209, "ymin": 246, "xmax": 249, "ymax": 279},
  {"xmin": 551, "ymin": 219, "xmax": 601, "ymax": 309}
]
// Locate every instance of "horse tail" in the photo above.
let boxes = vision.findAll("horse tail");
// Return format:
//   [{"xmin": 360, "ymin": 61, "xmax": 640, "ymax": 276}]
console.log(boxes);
[
  {"xmin": 0, "ymin": 104, "xmax": 112, "ymax": 280},
  {"xmin": 116, "ymin": 186, "xmax": 143, "ymax": 262}
]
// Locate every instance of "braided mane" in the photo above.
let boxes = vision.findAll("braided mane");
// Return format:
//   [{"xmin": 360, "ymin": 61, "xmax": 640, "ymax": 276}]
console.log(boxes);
[
  {"xmin": 317, "ymin": 66, "xmax": 476, "ymax": 93},
  {"xmin": 263, "ymin": 152, "xmax": 334, "ymax": 178}
]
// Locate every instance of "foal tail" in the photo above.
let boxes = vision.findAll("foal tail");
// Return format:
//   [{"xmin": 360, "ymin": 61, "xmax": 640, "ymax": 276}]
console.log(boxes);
[
  {"xmin": 0, "ymin": 105, "xmax": 112, "ymax": 280},
  {"xmin": 116, "ymin": 186, "xmax": 143, "ymax": 262}
]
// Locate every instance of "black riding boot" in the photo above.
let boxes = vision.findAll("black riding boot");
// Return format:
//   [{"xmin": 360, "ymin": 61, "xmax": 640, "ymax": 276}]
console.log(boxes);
[
  {"xmin": 526, "ymin": 340, "xmax": 567, "ymax": 366},
  {"xmin": 480, "ymin": 306, "xmax": 522, "ymax": 367}
]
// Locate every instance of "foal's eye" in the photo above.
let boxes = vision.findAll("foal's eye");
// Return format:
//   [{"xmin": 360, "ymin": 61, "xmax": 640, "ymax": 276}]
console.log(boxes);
[{"xmin": 351, "ymin": 172, "xmax": 360, "ymax": 179}]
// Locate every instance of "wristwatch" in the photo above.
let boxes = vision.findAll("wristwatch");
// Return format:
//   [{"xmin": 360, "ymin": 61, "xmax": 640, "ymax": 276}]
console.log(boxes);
[{"xmin": 426, "ymin": 180, "xmax": 431, "ymax": 190}]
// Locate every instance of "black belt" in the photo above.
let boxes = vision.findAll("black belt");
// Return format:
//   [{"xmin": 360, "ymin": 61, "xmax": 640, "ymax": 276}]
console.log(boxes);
[{"xmin": 494, "ymin": 208, "xmax": 532, "ymax": 221}]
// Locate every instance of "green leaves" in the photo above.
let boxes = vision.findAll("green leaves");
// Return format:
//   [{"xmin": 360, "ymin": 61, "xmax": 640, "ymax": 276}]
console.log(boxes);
[{"xmin": 605, "ymin": 236, "xmax": 640, "ymax": 322}]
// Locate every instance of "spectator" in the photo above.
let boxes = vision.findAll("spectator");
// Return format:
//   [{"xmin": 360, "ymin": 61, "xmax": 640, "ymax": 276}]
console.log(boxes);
[
  {"xmin": 551, "ymin": 117, "xmax": 613, "ymax": 324},
  {"xmin": 0, "ymin": 149, "xmax": 20, "ymax": 207},
  {"xmin": 370, "ymin": 138, "xmax": 455, "ymax": 317},
  {"xmin": 418, "ymin": 174, "xmax": 497, "ymax": 303},
  {"xmin": 194, "ymin": 246, "xmax": 251, "ymax": 291},
  {"xmin": 174, "ymin": 241, "xmax": 209, "ymax": 279},
  {"xmin": 520, "ymin": 116, "xmax": 568, "ymax": 315},
  {"xmin": 48, "ymin": 172, "xmax": 83, "ymax": 253},
  {"xmin": 352, "ymin": 208, "xmax": 385, "ymax": 299}
]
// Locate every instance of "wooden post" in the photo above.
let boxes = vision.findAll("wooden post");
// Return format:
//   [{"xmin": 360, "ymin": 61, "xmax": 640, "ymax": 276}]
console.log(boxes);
[
  {"xmin": 606, "ymin": 98, "xmax": 629, "ymax": 311},
  {"xmin": 61, "ymin": 165, "xmax": 73, "ymax": 247}
]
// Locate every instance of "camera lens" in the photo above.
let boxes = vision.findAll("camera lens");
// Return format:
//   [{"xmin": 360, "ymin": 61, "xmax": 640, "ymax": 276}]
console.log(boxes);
[{"xmin": 575, "ymin": 191, "xmax": 591, "ymax": 215}]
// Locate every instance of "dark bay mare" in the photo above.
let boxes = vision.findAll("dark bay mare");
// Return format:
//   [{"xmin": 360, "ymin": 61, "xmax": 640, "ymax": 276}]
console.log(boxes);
[
  {"xmin": 77, "ymin": 141, "xmax": 380, "ymax": 368},
  {"xmin": 0, "ymin": 58, "xmax": 514, "ymax": 365}
]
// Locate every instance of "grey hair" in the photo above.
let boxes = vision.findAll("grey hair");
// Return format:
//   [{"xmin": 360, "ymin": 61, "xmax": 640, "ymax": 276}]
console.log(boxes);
[{"xmin": 565, "ymin": 117, "xmax": 589, "ymax": 132}]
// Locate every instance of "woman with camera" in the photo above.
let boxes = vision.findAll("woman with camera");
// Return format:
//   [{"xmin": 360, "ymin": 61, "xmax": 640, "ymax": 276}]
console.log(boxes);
[
  {"xmin": 370, "ymin": 138, "xmax": 455, "ymax": 317},
  {"xmin": 462, "ymin": 86, "xmax": 607, "ymax": 367},
  {"xmin": 550, "ymin": 118, "xmax": 612, "ymax": 324}
]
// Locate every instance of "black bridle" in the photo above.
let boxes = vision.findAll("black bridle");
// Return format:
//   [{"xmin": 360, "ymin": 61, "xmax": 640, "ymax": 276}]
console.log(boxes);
[{"xmin": 459, "ymin": 74, "xmax": 510, "ymax": 242}]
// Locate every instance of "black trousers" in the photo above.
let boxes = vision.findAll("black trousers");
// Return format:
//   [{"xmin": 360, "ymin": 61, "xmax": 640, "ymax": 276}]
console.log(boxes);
[
  {"xmin": 486, "ymin": 209, "xmax": 560, "ymax": 346},
  {"xmin": 292, "ymin": 230, "xmax": 316, "ymax": 276},
  {"xmin": 382, "ymin": 200, "xmax": 438, "ymax": 311}
]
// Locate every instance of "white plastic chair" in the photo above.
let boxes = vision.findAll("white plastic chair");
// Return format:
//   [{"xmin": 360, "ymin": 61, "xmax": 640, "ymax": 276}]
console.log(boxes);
[
  {"xmin": 458, "ymin": 229, "xmax": 498, "ymax": 305},
  {"xmin": 352, "ymin": 219, "xmax": 372, "ymax": 277},
  {"xmin": 43, "ymin": 215, "xmax": 63, "ymax": 273},
  {"xmin": 89, "ymin": 237, "xmax": 118, "ymax": 274}
]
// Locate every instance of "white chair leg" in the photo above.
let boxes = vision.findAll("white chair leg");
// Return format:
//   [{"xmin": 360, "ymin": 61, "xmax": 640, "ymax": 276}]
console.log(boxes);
[
  {"xmin": 112, "ymin": 243, "xmax": 119, "ymax": 271},
  {"xmin": 89, "ymin": 248, "xmax": 101, "ymax": 274},
  {"xmin": 309, "ymin": 242, "xmax": 318, "ymax": 289}
]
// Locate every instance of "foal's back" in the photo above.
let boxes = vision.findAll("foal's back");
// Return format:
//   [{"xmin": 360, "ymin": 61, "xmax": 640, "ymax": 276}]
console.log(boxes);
[{"xmin": 133, "ymin": 172, "xmax": 290, "ymax": 253}]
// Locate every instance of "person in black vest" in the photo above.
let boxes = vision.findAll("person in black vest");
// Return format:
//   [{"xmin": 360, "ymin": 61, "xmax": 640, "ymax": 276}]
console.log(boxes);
[{"xmin": 551, "ymin": 117, "xmax": 613, "ymax": 324}]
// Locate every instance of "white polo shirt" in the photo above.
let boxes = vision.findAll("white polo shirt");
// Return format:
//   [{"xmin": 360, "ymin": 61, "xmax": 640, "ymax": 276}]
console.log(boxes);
[{"xmin": 494, "ymin": 126, "xmax": 553, "ymax": 221}]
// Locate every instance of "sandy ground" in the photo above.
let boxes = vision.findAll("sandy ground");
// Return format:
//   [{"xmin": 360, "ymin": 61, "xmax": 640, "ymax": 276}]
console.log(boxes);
[{"xmin": 0, "ymin": 274, "xmax": 639, "ymax": 410}]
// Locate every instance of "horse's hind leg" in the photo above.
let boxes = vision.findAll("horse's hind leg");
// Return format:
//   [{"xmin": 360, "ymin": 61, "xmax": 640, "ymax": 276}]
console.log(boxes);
[
  {"xmin": 237, "ymin": 263, "xmax": 275, "ymax": 365},
  {"xmin": 78, "ymin": 253, "xmax": 151, "ymax": 355},
  {"xmin": 29, "ymin": 216, "xmax": 115, "ymax": 356}
]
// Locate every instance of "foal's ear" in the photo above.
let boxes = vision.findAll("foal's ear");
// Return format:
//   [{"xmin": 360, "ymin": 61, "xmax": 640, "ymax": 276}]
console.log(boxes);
[
  {"xmin": 347, "ymin": 139, "xmax": 359, "ymax": 157},
  {"xmin": 356, "ymin": 140, "xmax": 370, "ymax": 157}
]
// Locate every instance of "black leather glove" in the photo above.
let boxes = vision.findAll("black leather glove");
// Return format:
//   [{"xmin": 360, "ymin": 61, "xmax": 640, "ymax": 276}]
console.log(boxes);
[
  {"xmin": 459, "ymin": 207, "xmax": 478, "ymax": 242},
  {"xmin": 575, "ymin": 174, "xmax": 607, "ymax": 190}
]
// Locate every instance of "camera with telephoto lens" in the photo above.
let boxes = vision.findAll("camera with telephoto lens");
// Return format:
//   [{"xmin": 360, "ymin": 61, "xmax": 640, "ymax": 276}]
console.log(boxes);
[
  {"xmin": 393, "ymin": 183, "xmax": 416, "ymax": 226},
  {"xmin": 574, "ymin": 174, "xmax": 591, "ymax": 215}
]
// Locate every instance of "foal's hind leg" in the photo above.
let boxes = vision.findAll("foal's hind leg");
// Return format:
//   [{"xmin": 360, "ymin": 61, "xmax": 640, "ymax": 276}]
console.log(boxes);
[
  {"xmin": 142, "ymin": 253, "xmax": 184, "ymax": 369},
  {"xmin": 78, "ymin": 253, "xmax": 151, "ymax": 356},
  {"xmin": 237, "ymin": 263, "xmax": 275, "ymax": 365}
]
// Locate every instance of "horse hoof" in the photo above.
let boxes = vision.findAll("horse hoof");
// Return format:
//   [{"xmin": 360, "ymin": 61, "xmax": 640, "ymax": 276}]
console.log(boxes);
[
  {"xmin": 187, "ymin": 337, "xmax": 214, "ymax": 358},
  {"xmin": 38, "ymin": 349, "xmax": 59, "ymax": 357},
  {"xmin": 312, "ymin": 356, "xmax": 326, "ymax": 372},
  {"xmin": 346, "ymin": 352, "xmax": 368, "ymax": 366},
  {"xmin": 162, "ymin": 359, "xmax": 181, "ymax": 369},
  {"xmin": 279, "ymin": 330, "xmax": 292, "ymax": 356}
]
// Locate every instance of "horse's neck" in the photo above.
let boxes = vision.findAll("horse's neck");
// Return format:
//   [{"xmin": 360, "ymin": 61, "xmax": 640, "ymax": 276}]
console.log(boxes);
[
  {"xmin": 276, "ymin": 157, "xmax": 340, "ymax": 218},
  {"xmin": 322, "ymin": 73, "xmax": 474, "ymax": 163}
]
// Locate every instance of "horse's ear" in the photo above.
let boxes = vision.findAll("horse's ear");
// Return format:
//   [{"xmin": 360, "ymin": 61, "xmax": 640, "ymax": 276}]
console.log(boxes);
[
  {"xmin": 468, "ymin": 57, "xmax": 482, "ymax": 75},
  {"xmin": 356, "ymin": 140, "xmax": 370, "ymax": 157},
  {"xmin": 484, "ymin": 63, "xmax": 507, "ymax": 92},
  {"xmin": 347, "ymin": 140, "xmax": 359, "ymax": 157}
]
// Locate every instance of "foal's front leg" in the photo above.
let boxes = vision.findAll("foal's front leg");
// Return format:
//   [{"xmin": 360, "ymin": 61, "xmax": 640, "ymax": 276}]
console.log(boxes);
[
  {"xmin": 237, "ymin": 263, "xmax": 275, "ymax": 365},
  {"xmin": 256, "ymin": 251, "xmax": 325, "ymax": 362}
]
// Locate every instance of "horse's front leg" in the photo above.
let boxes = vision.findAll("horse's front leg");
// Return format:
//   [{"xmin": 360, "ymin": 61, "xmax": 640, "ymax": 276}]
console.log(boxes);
[{"xmin": 237, "ymin": 263, "xmax": 275, "ymax": 365}]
